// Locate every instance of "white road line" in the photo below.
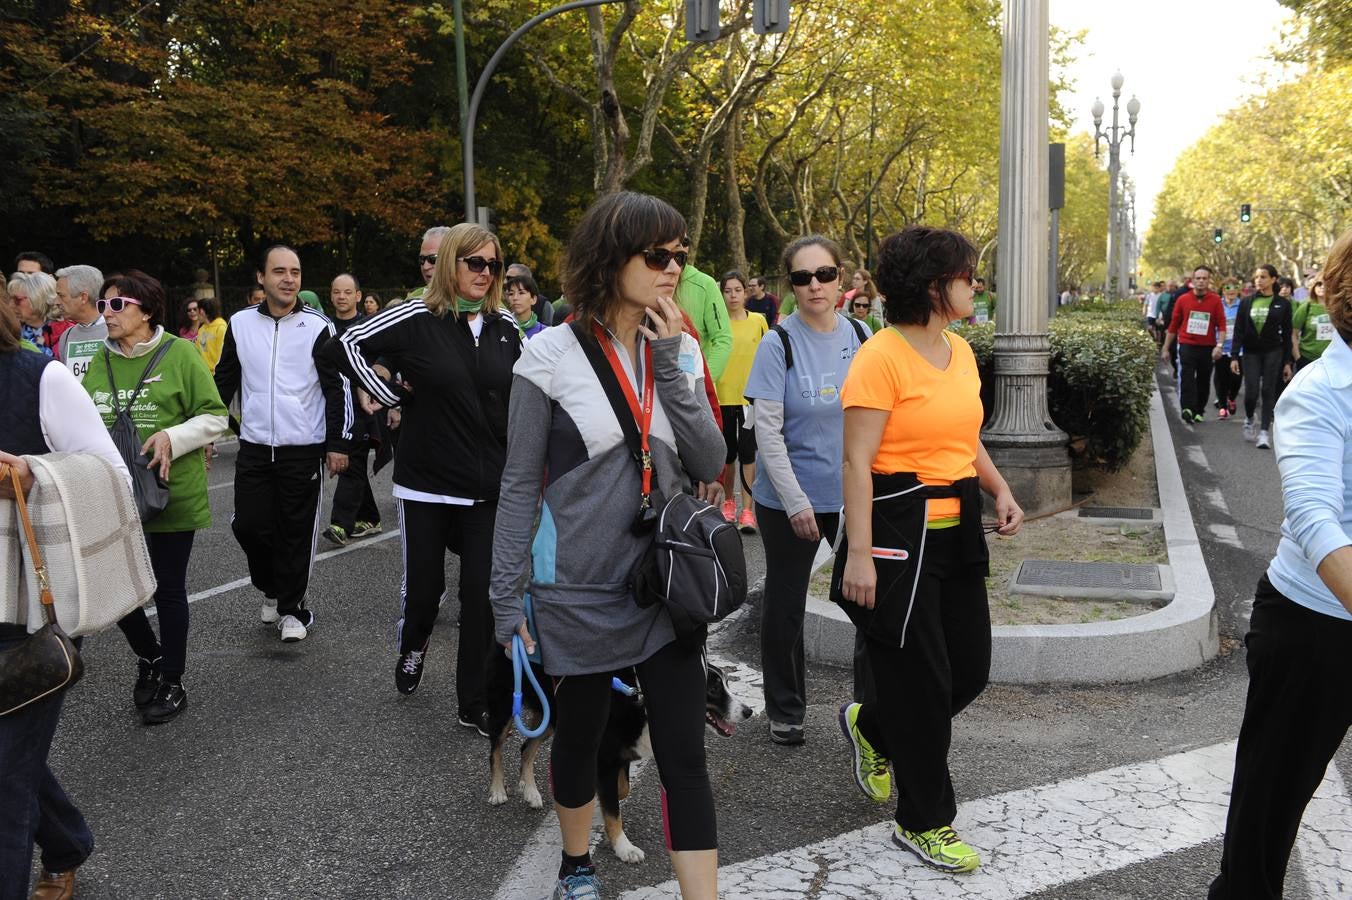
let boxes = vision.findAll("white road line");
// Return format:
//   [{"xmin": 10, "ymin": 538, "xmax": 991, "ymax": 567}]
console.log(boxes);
[
  {"xmin": 207, "ymin": 480, "xmax": 234, "ymax": 492},
  {"xmin": 1204, "ymin": 488, "xmax": 1230, "ymax": 514},
  {"xmin": 1297, "ymin": 762, "xmax": 1352, "ymax": 898},
  {"xmin": 1207, "ymin": 523, "xmax": 1243, "ymax": 548},
  {"xmin": 621, "ymin": 742, "xmax": 1350, "ymax": 899},
  {"xmin": 1186, "ymin": 445, "xmax": 1210, "ymax": 468},
  {"xmin": 183, "ymin": 529, "xmax": 401, "ymax": 605}
]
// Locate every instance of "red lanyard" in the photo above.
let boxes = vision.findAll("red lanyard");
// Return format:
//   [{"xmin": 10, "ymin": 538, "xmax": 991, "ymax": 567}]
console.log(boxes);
[{"xmin": 593, "ymin": 322, "xmax": 655, "ymax": 505}]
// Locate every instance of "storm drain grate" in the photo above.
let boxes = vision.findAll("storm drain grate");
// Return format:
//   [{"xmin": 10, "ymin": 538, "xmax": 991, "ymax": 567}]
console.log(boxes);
[
  {"xmin": 1078, "ymin": 506, "xmax": 1154, "ymax": 520},
  {"xmin": 1015, "ymin": 560, "xmax": 1162, "ymax": 592}
]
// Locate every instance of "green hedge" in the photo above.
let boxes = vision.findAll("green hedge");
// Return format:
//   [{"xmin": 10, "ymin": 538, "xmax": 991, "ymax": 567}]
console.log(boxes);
[{"xmin": 951, "ymin": 317, "xmax": 1156, "ymax": 472}]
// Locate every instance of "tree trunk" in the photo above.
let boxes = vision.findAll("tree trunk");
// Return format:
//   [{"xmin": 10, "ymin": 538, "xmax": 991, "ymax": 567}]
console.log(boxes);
[
  {"xmin": 724, "ymin": 112, "xmax": 748, "ymax": 274},
  {"xmin": 686, "ymin": 141, "xmax": 716, "ymax": 262}
]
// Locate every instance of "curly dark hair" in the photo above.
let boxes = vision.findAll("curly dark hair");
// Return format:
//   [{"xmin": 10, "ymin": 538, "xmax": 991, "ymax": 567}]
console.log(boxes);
[
  {"xmin": 100, "ymin": 269, "xmax": 167, "ymax": 329},
  {"xmin": 875, "ymin": 226, "xmax": 977, "ymax": 326},
  {"xmin": 562, "ymin": 191, "xmax": 687, "ymax": 330}
]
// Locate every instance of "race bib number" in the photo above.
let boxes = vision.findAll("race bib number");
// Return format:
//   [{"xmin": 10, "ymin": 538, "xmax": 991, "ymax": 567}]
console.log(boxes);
[
  {"xmin": 65, "ymin": 339, "xmax": 102, "ymax": 383},
  {"xmin": 1186, "ymin": 311, "xmax": 1211, "ymax": 336},
  {"xmin": 1316, "ymin": 315, "xmax": 1334, "ymax": 342},
  {"xmin": 974, "ymin": 311, "xmax": 989, "ymax": 324}
]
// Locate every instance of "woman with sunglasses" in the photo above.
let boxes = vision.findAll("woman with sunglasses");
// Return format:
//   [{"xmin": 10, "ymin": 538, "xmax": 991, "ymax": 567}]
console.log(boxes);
[
  {"xmin": 7, "ymin": 271, "xmax": 59, "ymax": 358},
  {"xmin": 849, "ymin": 293, "xmax": 883, "ymax": 336},
  {"xmin": 491, "ymin": 191, "xmax": 725, "ymax": 900},
  {"xmin": 837, "ymin": 226, "xmax": 1022, "ymax": 874},
  {"xmin": 179, "ymin": 298, "xmax": 200, "ymax": 342},
  {"xmin": 329, "ymin": 223, "xmax": 521, "ymax": 728},
  {"xmin": 744, "ymin": 234, "xmax": 870, "ymax": 746},
  {"xmin": 714, "ymin": 271, "xmax": 768, "ymax": 533},
  {"xmin": 1292, "ymin": 279, "xmax": 1331, "ymax": 372},
  {"xmin": 79, "ymin": 270, "xmax": 229, "ymax": 724}
]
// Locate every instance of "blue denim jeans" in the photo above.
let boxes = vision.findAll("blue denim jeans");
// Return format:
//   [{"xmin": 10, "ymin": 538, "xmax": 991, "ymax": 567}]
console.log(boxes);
[{"xmin": 0, "ymin": 624, "xmax": 93, "ymax": 898}]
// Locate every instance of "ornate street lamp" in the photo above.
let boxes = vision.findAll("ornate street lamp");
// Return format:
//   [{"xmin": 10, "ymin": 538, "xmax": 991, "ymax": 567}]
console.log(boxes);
[{"xmin": 1092, "ymin": 74, "xmax": 1141, "ymax": 299}]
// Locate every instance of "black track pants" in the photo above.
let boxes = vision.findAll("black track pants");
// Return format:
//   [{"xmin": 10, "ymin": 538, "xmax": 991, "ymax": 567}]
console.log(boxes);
[
  {"xmin": 330, "ymin": 441, "xmax": 380, "ymax": 532},
  {"xmin": 116, "ymin": 530, "xmax": 195, "ymax": 679},
  {"xmin": 231, "ymin": 445, "xmax": 324, "ymax": 618},
  {"xmin": 1241, "ymin": 348, "xmax": 1282, "ymax": 430},
  {"xmin": 1178, "ymin": 343, "xmax": 1215, "ymax": 415}
]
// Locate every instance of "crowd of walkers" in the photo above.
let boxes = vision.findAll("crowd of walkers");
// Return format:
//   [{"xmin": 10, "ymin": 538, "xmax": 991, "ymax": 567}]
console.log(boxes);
[{"xmin": 3, "ymin": 208, "xmax": 1351, "ymax": 900}]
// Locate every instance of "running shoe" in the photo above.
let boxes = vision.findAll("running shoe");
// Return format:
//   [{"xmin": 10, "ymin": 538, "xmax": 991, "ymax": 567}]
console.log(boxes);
[
  {"xmin": 279, "ymin": 612, "xmax": 312, "ymax": 643},
  {"xmin": 1243, "ymin": 418, "xmax": 1256, "ymax": 442},
  {"xmin": 351, "ymin": 520, "xmax": 383, "ymax": 538},
  {"xmin": 1256, "ymin": 429, "xmax": 1271, "ymax": 449},
  {"xmin": 1180, "ymin": 408, "xmax": 1194, "ymax": 423},
  {"xmin": 1191, "ymin": 410, "xmax": 1205, "ymax": 423},
  {"xmin": 322, "ymin": 524, "xmax": 349, "ymax": 546},
  {"xmin": 720, "ymin": 499, "xmax": 736, "ymax": 523},
  {"xmin": 737, "ymin": 507, "xmax": 757, "ymax": 534},
  {"xmin": 769, "ymin": 720, "xmax": 805, "ymax": 746},
  {"xmin": 141, "ymin": 682, "xmax": 188, "ymax": 725},
  {"xmin": 892, "ymin": 824, "xmax": 981, "ymax": 873},
  {"xmin": 1228, "ymin": 399, "xmax": 1237, "ymax": 415},
  {"xmin": 133, "ymin": 657, "xmax": 161, "ymax": 708},
  {"xmin": 458, "ymin": 709, "xmax": 490, "ymax": 738},
  {"xmin": 838, "ymin": 702, "xmax": 891, "ymax": 802},
  {"xmin": 552, "ymin": 866, "xmax": 601, "ymax": 899},
  {"xmin": 1217, "ymin": 407, "xmax": 1229, "ymax": 420},
  {"xmin": 260, "ymin": 599, "xmax": 279, "ymax": 624},
  {"xmin": 395, "ymin": 643, "xmax": 428, "ymax": 695}
]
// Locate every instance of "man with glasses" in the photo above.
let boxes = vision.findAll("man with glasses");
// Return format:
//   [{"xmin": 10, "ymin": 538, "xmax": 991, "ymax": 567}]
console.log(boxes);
[
  {"xmin": 747, "ymin": 276, "xmax": 780, "ymax": 326},
  {"xmin": 404, "ymin": 225, "xmax": 450, "ymax": 303},
  {"xmin": 1161, "ymin": 266, "xmax": 1225, "ymax": 422},
  {"xmin": 53, "ymin": 265, "xmax": 106, "ymax": 382}
]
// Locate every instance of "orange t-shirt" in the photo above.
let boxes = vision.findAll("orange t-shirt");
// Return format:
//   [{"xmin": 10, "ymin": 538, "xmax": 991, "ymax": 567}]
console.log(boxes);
[{"xmin": 840, "ymin": 327, "xmax": 982, "ymax": 520}]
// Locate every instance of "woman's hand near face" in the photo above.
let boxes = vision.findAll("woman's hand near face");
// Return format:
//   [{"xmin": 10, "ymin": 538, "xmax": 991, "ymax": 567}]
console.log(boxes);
[{"xmin": 638, "ymin": 295, "xmax": 684, "ymax": 341}]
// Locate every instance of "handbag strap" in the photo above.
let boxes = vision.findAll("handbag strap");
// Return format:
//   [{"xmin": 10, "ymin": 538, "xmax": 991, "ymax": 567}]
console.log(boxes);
[
  {"xmin": 1, "ymin": 464, "xmax": 56, "ymax": 624},
  {"xmin": 570, "ymin": 320, "xmax": 647, "ymax": 478},
  {"xmin": 103, "ymin": 337, "xmax": 176, "ymax": 414}
]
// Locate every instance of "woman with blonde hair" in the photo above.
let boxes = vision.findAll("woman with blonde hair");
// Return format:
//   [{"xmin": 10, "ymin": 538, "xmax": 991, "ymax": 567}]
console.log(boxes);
[
  {"xmin": 327, "ymin": 223, "xmax": 521, "ymax": 727},
  {"xmin": 8, "ymin": 271, "xmax": 59, "ymax": 357}
]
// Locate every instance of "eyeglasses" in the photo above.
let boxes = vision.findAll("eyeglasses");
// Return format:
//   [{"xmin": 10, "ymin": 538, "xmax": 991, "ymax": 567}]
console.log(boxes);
[
  {"xmin": 418, "ymin": 254, "xmax": 438, "ymax": 266},
  {"xmin": 458, "ymin": 256, "xmax": 503, "ymax": 276},
  {"xmin": 788, "ymin": 266, "xmax": 839, "ymax": 287},
  {"xmin": 946, "ymin": 268, "xmax": 975, "ymax": 286},
  {"xmin": 641, "ymin": 247, "xmax": 689, "ymax": 272},
  {"xmin": 96, "ymin": 296, "xmax": 143, "ymax": 314}
]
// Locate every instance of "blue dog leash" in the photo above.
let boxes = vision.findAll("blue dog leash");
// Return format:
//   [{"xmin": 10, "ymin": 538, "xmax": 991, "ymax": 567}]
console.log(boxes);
[{"xmin": 512, "ymin": 592, "xmax": 550, "ymax": 739}]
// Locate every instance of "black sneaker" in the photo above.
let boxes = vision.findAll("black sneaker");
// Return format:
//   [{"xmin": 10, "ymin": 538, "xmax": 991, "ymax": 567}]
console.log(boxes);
[
  {"xmin": 141, "ymin": 681, "xmax": 188, "ymax": 725},
  {"xmin": 395, "ymin": 643, "xmax": 428, "ymax": 695},
  {"xmin": 133, "ymin": 657, "xmax": 162, "ymax": 708},
  {"xmin": 458, "ymin": 709, "xmax": 490, "ymax": 738}
]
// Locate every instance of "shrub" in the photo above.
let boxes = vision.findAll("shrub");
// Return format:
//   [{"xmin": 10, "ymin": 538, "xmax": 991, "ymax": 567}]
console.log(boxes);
[{"xmin": 950, "ymin": 317, "xmax": 1156, "ymax": 472}]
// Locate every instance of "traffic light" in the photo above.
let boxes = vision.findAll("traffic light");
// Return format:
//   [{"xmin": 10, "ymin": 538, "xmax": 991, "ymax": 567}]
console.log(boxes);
[
  {"xmin": 754, "ymin": 0, "xmax": 790, "ymax": 34},
  {"xmin": 686, "ymin": 0, "xmax": 720, "ymax": 41},
  {"xmin": 1240, "ymin": 203, "xmax": 1252, "ymax": 223},
  {"xmin": 1213, "ymin": 228, "xmax": 1223, "ymax": 245}
]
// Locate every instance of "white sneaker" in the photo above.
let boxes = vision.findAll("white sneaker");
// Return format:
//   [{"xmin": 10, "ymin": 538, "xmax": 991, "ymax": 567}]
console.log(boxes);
[
  {"xmin": 278, "ymin": 614, "xmax": 309, "ymax": 642},
  {"xmin": 260, "ymin": 601, "xmax": 279, "ymax": 624},
  {"xmin": 1256, "ymin": 429, "xmax": 1271, "ymax": 449},
  {"xmin": 1242, "ymin": 419, "xmax": 1256, "ymax": 442}
]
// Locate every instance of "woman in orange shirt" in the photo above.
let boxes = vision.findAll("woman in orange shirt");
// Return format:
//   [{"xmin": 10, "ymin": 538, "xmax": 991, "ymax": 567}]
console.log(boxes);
[{"xmin": 834, "ymin": 225, "xmax": 1023, "ymax": 875}]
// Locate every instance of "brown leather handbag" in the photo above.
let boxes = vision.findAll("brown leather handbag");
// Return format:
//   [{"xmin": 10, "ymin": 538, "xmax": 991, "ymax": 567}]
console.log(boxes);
[{"xmin": 0, "ymin": 463, "xmax": 84, "ymax": 717}]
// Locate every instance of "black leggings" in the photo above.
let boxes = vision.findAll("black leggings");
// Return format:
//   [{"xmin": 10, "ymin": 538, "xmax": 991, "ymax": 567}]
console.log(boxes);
[
  {"xmin": 117, "ymin": 530, "xmax": 195, "ymax": 680},
  {"xmin": 1242, "ymin": 348, "xmax": 1282, "ymax": 430},
  {"xmin": 550, "ymin": 640, "xmax": 716, "ymax": 851}
]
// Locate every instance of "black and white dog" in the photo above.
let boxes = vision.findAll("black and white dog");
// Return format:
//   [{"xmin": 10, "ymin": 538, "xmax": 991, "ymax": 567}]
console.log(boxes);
[{"xmin": 485, "ymin": 655, "xmax": 753, "ymax": 862}]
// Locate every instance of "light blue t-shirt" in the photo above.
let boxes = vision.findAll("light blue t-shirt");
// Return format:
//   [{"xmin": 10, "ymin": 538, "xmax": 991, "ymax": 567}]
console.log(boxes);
[
  {"xmin": 743, "ymin": 313, "xmax": 867, "ymax": 513},
  {"xmin": 1221, "ymin": 298, "xmax": 1240, "ymax": 354}
]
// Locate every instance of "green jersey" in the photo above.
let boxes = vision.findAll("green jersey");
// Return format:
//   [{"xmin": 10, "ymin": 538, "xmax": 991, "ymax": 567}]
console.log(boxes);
[
  {"xmin": 82, "ymin": 334, "xmax": 228, "ymax": 533},
  {"xmin": 1293, "ymin": 300, "xmax": 1334, "ymax": 362},
  {"xmin": 675, "ymin": 266, "xmax": 733, "ymax": 380},
  {"xmin": 969, "ymin": 291, "xmax": 997, "ymax": 324}
]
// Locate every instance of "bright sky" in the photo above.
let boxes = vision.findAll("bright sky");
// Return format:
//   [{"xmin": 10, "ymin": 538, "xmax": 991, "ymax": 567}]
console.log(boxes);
[{"xmin": 1049, "ymin": 0, "xmax": 1297, "ymax": 234}]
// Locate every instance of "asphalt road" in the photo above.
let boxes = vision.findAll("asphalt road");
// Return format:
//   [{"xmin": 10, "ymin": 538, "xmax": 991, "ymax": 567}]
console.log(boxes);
[{"xmin": 38, "ymin": 369, "xmax": 1351, "ymax": 898}]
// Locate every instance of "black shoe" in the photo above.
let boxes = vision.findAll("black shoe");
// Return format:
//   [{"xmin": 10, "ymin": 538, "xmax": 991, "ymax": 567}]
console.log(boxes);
[
  {"xmin": 141, "ymin": 681, "xmax": 187, "ymax": 725},
  {"xmin": 395, "ymin": 643, "xmax": 428, "ymax": 695},
  {"xmin": 133, "ymin": 657, "xmax": 162, "ymax": 708},
  {"xmin": 458, "ymin": 709, "xmax": 490, "ymax": 738}
]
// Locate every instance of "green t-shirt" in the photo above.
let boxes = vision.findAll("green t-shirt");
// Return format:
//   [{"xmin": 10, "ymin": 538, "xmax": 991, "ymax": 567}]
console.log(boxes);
[
  {"xmin": 82, "ymin": 334, "xmax": 228, "ymax": 533},
  {"xmin": 1250, "ymin": 297, "xmax": 1272, "ymax": 331},
  {"xmin": 778, "ymin": 293, "xmax": 797, "ymax": 317},
  {"xmin": 1293, "ymin": 300, "xmax": 1334, "ymax": 361},
  {"xmin": 853, "ymin": 314, "xmax": 883, "ymax": 335},
  {"xmin": 675, "ymin": 266, "xmax": 732, "ymax": 380},
  {"xmin": 970, "ymin": 292, "xmax": 996, "ymax": 324}
]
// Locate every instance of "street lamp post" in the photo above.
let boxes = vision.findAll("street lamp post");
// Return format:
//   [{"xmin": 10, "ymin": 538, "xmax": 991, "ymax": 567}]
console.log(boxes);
[
  {"xmin": 1092, "ymin": 74, "xmax": 1140, "ymax": 299},
  {"xmin": 979, "ymin": 0, "xmax": 1071, "ymax": 518}
]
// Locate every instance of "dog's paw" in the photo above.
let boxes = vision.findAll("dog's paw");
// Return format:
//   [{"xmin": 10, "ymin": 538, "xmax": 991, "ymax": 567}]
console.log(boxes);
[
  {"xmin": 611, "ymin": 832, "xmax": 645, "ymax": 864},
  {"xmin": 520, "ymin": 780, "xmax": 544, "ymax": 809},
  {"xmin": 488, "ymin": 786, "xmax": 509, "ymax": 806}
]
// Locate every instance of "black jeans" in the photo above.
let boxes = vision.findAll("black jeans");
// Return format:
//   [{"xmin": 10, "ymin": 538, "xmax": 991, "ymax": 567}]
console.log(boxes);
[
  {"xmin": 330, "ymin": 441, "xmax": 380, "ymax": 532},
  {"xmin": 1213, "ymin": 354, "xmax": 1240, "ymax": 409},
  {"xmin": 231, "ymin": 445, "xmax": 324, "ymax": 617},
  {"xmin": 551, "ymin": 639, "xmax": 715, "ymax": 851},
  {"xmin": 1209, "ymin": 579, "xmax": 1352, "ymax": 899},
  {"xmin": 395, "ymin": 497, "xmax": 496, "ymax": 717},
  {"xmin": 1178, "ymin": 343, "xmax": 1215, "ymax": 415},
  {"xmin": 1241, "ymin": 348, "xmax": 1282, "ymax": 430},
  {"xmin": 853, "ymin": 527, "xmax": 991, "ymax": 832},
  {"xmin": 116, "ymin": 530, "xmax": 195, "ymax": 679},
  {"xmin": 0, "ymin": 625, "xmax": 93, "ymax": 898}
]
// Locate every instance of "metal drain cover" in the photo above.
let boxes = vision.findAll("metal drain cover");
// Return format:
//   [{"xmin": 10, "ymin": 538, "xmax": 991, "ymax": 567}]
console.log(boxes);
[
  {"xmin": 1009, "ymin": 560, "xmax": 1173, "ymax": 602},
  {"xmin": 1079, "ymin": 506, "xmax": 1154, "ymax": 520}
]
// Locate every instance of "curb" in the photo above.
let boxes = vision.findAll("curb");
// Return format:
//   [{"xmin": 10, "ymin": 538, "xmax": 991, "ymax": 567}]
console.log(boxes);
[{"xmin": 803, "ymin": 387, "xmax": 1220, "ymax": 683}]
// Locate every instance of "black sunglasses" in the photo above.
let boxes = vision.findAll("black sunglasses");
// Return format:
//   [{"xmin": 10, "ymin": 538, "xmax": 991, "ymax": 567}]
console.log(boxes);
[
  {"xmin": 788, "ymin": 266, "xmax": 839, "ymax": 287},
  {"xmin": 418, "ymin": 254, "xmax": 438, "ymax": 266},
  {"xmin": 642, "ymin": 247, "xmax": 689, "ymax": 272},
  {"xmin": 459, "ymin": 256, "xmax": 503, "ymax": 276},
  {"xmin": 852, "ymin": 301, "xmax": 870, "ymax": 308}
]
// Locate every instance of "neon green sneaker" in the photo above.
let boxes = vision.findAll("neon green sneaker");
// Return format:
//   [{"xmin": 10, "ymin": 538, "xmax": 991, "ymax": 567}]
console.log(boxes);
[
  {"xmin": 838, "ymin": 702, "xmax": 891, "ymax": 802},
  {"xmin": 892, "ymin": 825, "xmax": 981, "ymax": 873}
]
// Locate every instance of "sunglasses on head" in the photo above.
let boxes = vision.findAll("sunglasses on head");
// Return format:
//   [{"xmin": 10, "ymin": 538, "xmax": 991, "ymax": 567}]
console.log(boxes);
[
  {"xmin": 788, "ymin": 266, "xmax": 839, "ymax": 287},
  {"xmin": 641, "ymin": 247, "xmax": 689, "ymax": 272},
  {"xmin": 96, "ymin": 296, "xmax": 143, "ymax": 314},
  {"xmin": 459, "ymin": 256, "xmax": 503, "ymax": 276},
  {"xmin": 418, "ymin": 254, "xmax": 438, "ymax": 266}
]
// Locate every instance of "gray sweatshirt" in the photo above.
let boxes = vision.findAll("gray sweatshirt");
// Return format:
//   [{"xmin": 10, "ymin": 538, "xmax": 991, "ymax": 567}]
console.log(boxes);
[{"xmin": 490, "ymin": 325, "xmax": 725, "ymax": 676}]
